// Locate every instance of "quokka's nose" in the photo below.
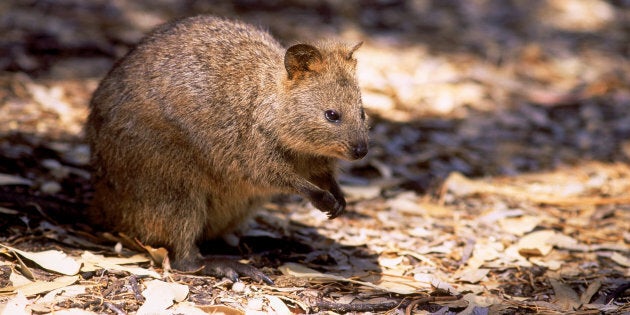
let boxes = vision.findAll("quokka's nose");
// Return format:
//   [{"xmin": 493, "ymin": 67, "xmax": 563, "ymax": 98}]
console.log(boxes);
[{"xmin": 351, "ymin": 142, "xmax": 368, "ymax": 160}]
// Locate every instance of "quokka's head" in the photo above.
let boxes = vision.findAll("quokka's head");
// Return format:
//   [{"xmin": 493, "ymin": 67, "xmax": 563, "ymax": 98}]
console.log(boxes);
[{"xmin": 275, "ymin": 41, "xmax": 369, "ymax": 161}]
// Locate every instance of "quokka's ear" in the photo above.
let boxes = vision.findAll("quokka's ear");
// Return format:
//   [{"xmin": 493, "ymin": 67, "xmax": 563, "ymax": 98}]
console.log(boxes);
[
  {"xmin": 284, "ymin": 44, "xmax": 323, "ymax": 80},
  {"xmin": 346, "ymin": 41, "xmax": 363, "ymax": 60}
]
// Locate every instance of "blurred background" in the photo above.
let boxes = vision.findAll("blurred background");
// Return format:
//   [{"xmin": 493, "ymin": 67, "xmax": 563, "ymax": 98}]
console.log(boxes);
[{"xmin": 1, "ymin": 0, "xmax": 629, "ymax": 196}]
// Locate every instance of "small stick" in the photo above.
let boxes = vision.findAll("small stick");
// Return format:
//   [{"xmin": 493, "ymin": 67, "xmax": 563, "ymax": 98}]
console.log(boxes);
[
  {"xmin": 104, "ymin": 301, "xmax": 126, "ymax": 315},
  {"xmin": 128, "ymin": 275, "xmax": 145, "ymax": 302},
  {"xmin": 314, "ymin": 300, "xmax": 400, "ymax": 313},
  {"xmin": 405, "ymin": 295, "xmax": 461, "ymax": 315}
]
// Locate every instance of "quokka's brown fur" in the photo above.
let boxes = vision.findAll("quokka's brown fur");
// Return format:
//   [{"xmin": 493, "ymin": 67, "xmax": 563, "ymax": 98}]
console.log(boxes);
[{"xmin": 86, "ymin": 15, "xmax": 369, "ymax": 274}]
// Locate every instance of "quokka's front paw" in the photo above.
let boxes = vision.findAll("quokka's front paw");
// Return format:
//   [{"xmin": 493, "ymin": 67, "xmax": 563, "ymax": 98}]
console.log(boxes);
[
  {"xmin": 310, "ymin": 190, "xmax": 346, "ymax": 219},
  {"xmin": 327, "ymin": 194, "xmax": 346, "ymax": 219}
]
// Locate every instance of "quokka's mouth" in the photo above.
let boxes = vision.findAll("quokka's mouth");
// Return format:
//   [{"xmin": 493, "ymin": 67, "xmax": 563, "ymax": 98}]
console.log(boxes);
[{"xmin": 323, "ymin": 142, "xmax": 368, "ymax": 161}]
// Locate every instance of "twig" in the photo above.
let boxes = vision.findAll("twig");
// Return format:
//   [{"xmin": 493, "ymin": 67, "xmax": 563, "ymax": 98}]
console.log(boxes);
[
  {"xmin": 314, "ymin": 300, "xmax": 400, "ymax": 313},
  {"xmin": 405, "ymin": 295, "xmax": 462, "ymax": 315},
  {"xmin": 104, "ymin": 301, "xmax": 126, "ymax": 315},
  {"xmin": 314, "ymin": 295, "xmax": 462, "ymax": 313},
  {"xmin": 128, "ymin": 275, "xmax": 145, "ymax": 302}
]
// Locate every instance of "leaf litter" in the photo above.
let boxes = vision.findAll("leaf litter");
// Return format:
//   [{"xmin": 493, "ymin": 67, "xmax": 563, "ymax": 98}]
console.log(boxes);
[{"xmin": 1, "ymin": 0, "xmax": 630, "ymax": 314}]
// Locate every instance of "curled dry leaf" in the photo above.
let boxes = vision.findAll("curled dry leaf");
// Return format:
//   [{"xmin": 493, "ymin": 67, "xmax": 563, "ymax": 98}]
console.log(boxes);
[
  {"xmin": 137, "ymin": 242, "xmax": 169, "ymax": 268},
  {"xmin": 12, "ymin": 252, "xmax": 35, "ymax": 281}
]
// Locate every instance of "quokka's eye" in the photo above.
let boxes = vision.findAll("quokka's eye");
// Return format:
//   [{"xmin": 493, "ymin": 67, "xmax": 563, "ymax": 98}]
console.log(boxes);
[
  {"xmin": 360, "ymin": 107, "xmax": 366, "ymax": 121},
  {"xmin": 324, "ymin": 109, "xmax": 341, "ymax": 122}
]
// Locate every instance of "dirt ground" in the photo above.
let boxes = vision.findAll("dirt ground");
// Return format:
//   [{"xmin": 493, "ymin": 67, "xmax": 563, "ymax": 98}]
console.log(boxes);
[{"xmin": 0, "ymin": 0, "xmax": 629, "ymax": 314}]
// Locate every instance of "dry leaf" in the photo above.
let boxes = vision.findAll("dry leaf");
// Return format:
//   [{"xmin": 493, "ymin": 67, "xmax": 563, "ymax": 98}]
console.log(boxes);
[
  {"xmin": 0, "ymin": 292, "xmax": 30, "ymax": 315},
  {"xmin": 462, "ymin": 293, "xmax": 501, "ymax": 307},
  {"xmin": 169, "ymin": 302, "xmax": 218, "ymax": 315},
  {"xmin": 376, "ymin": 275, "xmax": 426, "ymax": 294},
  {"xmin": 0, "ymin": 207, "xmax": 19, "ymax": 215},
  {"xmin": 608, "ymin": 252, "xmax": 630, "ymax": 267},
  {"xmin": 0, "ymin": 286, "xmax": 15, "ymax": 296},
  {"xmin": 0, "ymin": 174, "xmax": 33, "ymax": 186},
  {"xmin": 39, "ymin": 284, "xmax": 86, "ymax": 304},
  {"xmin": 378, "ymin": 256, "xmax": 404, "ymax": 268},
  {"xmin": 529, "ymin": 257, "xmax": 563, "ymax": 270},
  {"xmin": 580, "ymin": 280, "xmax": 601, "ymax": 304},
  {"xmin": 9, "ymin": 270, "xmax": 32, "ymax": 289},
  {"xmin": 279, "ymin": 262, "xmax": 418, "ymax": 294},
  {"xmin": 29, "ymin": 285, "xmax": 89, "ymax": 313},
  {"xmin": 80, "ymin": 251, "xmax": 159, "ymax": 278},
  {"xmin": 266, "ymin": 295, "xmax": 291, "ymax": 315},
  {"xmin": 49, "ymin": 309, "xmax": 99, "ymax": 315},
  {"xmin": 342, "ymin": 184, "xmax": 382, "ymax": 199},
  {"xmin": 459, "ymin": 293, "xmax": 501, "ymax": 315},
  {"xmin": 197, "ymin": 305, "xmax": 244, "ymax": 315},
  {"xmin": 499, "ymin": 216, "xmax": 542, "ymax": 236},
  {"xmin": 12, "ymin": 252, "xmax": 35, "ymax": 281},
  {"xmin": 471, "ymin": 241, "xmax": 504, "ymax": 267},
  {"xmin": 515, "ymin": 230, "xmax": 557, "ymax": 257},
  {"xmin": 546, "ymin": 233, "xmax": 579, "ymax": 249},
  {"xmin": 386, "ymin": 192, "xmax": 424, "ymax": 215},
  {"xmin": 1, "ymin": 245, "xmax": 81, "ymax": 276},
  {"xmin": 549, "ymin": 279, "xmax": 581, "ymax": 311},
  {"xmin": 478, "ymin": 209, "xmax": 524, "ymax": 224},
  {"xmin": 138, "ymin": 243, "xmax": 169, "ymax": 267},
  {"xmin": 80, "ymin": 251, "xmax": 150, "ymax": 266},
  {"xmin": 15, "ymin": 275, "xmax": 79, "ymax": 297},
  {"xmin": 419, "ymin": 202, "xmax": 452, "ymax": 218},
  {"xmin": 458, "ymin": 268, "xmax": 490, "ymax": 284},
  {"xmin": 246, "ymin": 297, "xmax": 264, "ymax": 311},
  {"xmin": 413, "ymin": 273, "xmax": 461, "ymax": 294},
  {"xmin": 137, "ymin": 280, "xmax": 189, "ymax": 315}
]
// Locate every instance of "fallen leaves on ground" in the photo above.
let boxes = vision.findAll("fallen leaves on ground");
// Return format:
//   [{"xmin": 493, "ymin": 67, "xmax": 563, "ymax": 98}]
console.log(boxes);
[{"xmin": 1, "ymin": 0, "xmax": 630, "ymax": 314}]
